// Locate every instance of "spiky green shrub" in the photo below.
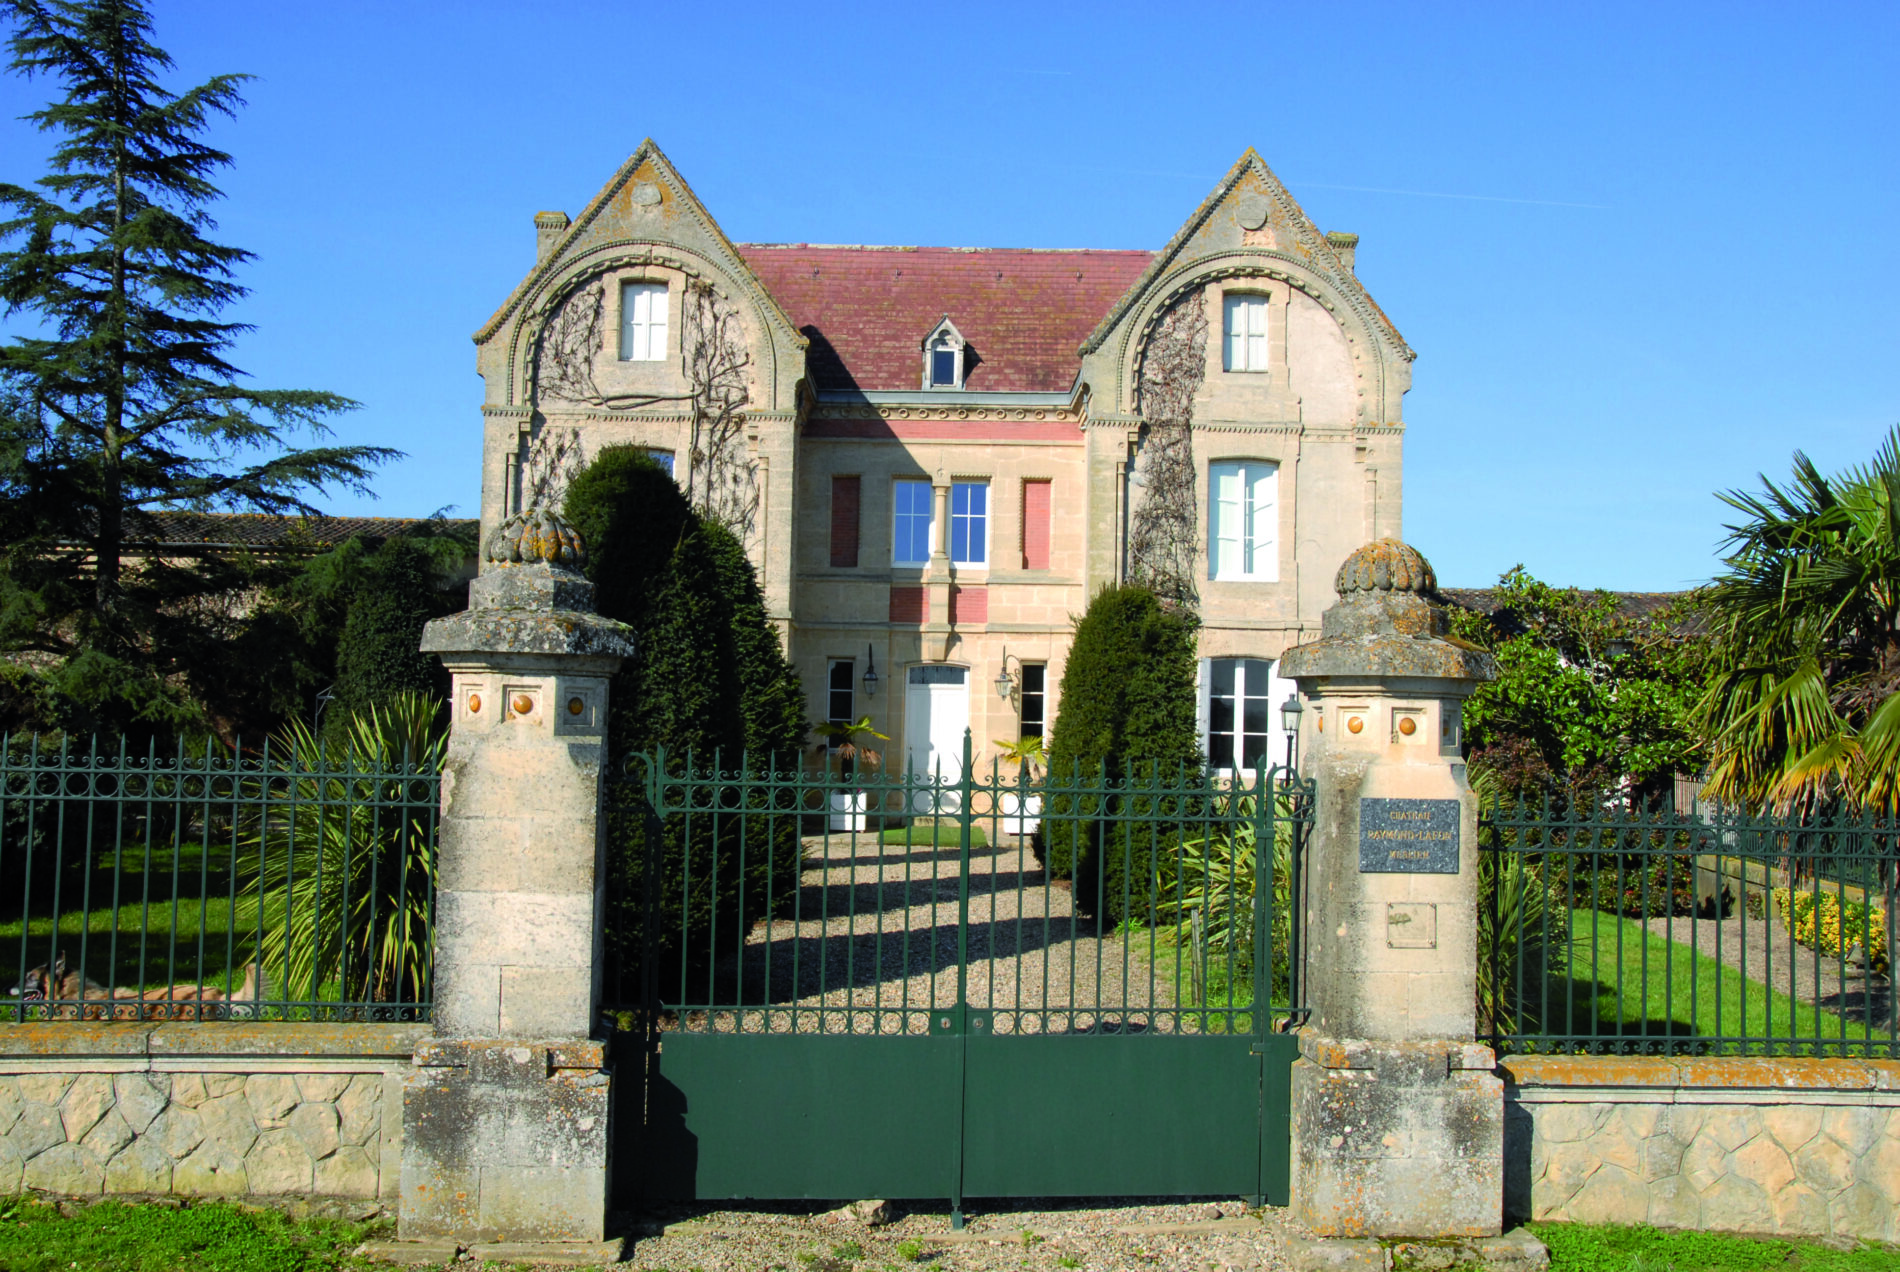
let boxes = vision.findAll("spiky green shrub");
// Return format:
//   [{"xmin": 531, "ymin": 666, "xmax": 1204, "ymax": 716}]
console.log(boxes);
[
  {"xmin": 1477, "ymin": 851, "xmax": 1566, "ymax": 1036},
  {"xmin": 236, "ymin": 692, "xmax": 443, "ymax": 1010},
  {"xmin": 1040, "ymin": 585, "xmax": 1202, "ymax": 923},
  {"xmin": 1160, "ymin": 789, "xmax": 1297, "ymax": 1007}
]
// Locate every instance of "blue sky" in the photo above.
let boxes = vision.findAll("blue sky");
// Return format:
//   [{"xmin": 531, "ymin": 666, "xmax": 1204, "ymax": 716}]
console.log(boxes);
[{"xmin": 2, "ymin": 1, "xmax": 1895, "ymax": 590}]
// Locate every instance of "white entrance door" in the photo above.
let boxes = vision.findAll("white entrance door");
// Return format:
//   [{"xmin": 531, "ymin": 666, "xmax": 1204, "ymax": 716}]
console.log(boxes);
[{"xmin": 905, "ymin": 665, "xmax": 969, "ymax": 813}]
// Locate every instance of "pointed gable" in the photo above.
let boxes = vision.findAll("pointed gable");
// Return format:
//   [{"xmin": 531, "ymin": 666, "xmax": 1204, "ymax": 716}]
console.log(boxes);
[
  {"xmin": 474, "ymin": 139, "xmax": 802, "ymax": 352},
  {"xmin": 1080, "ymin": 149, "xmax": 1411, "ymax": 361}
]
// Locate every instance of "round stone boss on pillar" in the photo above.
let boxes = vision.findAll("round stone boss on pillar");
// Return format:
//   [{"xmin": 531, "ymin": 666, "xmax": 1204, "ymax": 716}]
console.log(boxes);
[{"xmin": 1278, "ymin": 539, "xmax": 1505, "ymax": 1240}]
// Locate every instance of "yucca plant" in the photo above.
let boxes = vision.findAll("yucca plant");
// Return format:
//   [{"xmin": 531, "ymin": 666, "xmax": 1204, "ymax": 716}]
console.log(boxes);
[
  {"xmin": 1159, "ymin": 789, "xmax": 1296, "ymax": 1006},
  {"xmin": 235, "ymin": 692, "xmax": 444, "ymax": 1010}
]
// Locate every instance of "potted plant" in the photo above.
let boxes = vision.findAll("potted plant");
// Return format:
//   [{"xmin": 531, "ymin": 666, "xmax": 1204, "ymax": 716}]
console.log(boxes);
[
  {"xmin": 812, "ymin": 715, "xmax": 889, "ymax": 830},
  {"xmin": 993, "ymin": 735, "xmax": 1047, "ymax": 836}
]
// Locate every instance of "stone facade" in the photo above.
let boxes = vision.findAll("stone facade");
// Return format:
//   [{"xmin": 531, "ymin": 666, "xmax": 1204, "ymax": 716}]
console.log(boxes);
[
  {"xmin": 1506, "ymin": 1056, "xmax": 1900, "ymax": 1244},
  {"xmin": 477, "ymin": 142, "xmax": 1414, "ymax": 777},
  {"xmin": 0, "ymin": 1023, "xmax": 421, "ymax": 1203}
]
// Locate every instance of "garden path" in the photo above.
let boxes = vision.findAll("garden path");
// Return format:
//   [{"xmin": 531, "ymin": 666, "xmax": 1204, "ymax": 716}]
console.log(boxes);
[
  {"xmin": 686, "ymin": 829, "xmax": 1210, "ymax": 1035},
  {"xmin": 1641, "ymin": 911, "xmax": 1894, "ymax": 1031}
]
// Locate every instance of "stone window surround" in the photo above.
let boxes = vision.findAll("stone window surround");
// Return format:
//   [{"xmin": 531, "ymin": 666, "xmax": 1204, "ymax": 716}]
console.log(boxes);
[
  {"xmin": 1206, "ymin": 280, "xmax": 1289, "ymax": 385},
  {"xmin": 920, "ymin": 316, "xmax": 968, "ymax": 390},
  {"xmin": 1205, "ymin": 456, "xmax": 1281, "ymax": 583},
  {"xmin": 605, "ymin": 266, "xmax": 679, "ymax": 365},
  {"xmin": 889, "ymin": 471, "xmax": 996, "ymax": 576}
]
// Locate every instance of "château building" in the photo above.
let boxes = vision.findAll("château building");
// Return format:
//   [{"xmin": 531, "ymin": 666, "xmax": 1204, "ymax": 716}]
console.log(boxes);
[{"xmin": 474, "ymin": 142, "xmax": 1413, "ymax": 780}]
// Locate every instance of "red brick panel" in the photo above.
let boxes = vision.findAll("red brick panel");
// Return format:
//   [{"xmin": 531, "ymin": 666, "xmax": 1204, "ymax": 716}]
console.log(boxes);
[
  {"xmin": 1021, "ymin": 480, "xmax": 1052, "ymax": 570},
  {"xmin": 949, "ymin": 586, "xmax": 988, "ymax": 625},
  {"xmin": 830, "ymin": 475, "xmax": 860, "ymax": 568},
  {"xmin": 888, "ymin": 586, "xmax": 928, "ymax": 623}
]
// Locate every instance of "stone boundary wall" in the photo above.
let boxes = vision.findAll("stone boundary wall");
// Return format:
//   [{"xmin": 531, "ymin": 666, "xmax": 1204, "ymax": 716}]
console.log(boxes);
[
  {"xmin": 0, "ymin": 1023, "xmax": 426, "ymax": 1204},
  {"xmin": 1505, "ymin": 1055, "xmax": 1900, "ymax": 1244}
]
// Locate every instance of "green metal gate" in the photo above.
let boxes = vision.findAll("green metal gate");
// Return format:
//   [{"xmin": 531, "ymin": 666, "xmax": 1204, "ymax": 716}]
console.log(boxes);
[{"xmin": 610, "ymin": 738, "xmax": 1309, "ymax": 1217}]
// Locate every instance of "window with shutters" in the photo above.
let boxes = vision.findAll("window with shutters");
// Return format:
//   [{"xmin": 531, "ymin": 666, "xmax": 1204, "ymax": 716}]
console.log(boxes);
[
  {"xmin": 950, "ymin": 481, "xmax": 988, "ymax": 566},
  {"xmin": 619, "ymin": 281, "xmax": 668, "ymax": 361},
  {"xmin": 830, "ymin": 475, "xmax": 861, "ymax": 568},
  {"xmin": 893, "ymin": 479, "xmax": 932, "ymax": 566},
  {"xmin": 1208, "ymin": 460, "xmax": 1279, "ymax": 581},
  {"xmin": 1021, "ymin": 479, "xmax": 1051, "ymax": 570},
  {"xmin": 1222, "ymin": 293, "xmax": 1268, "ymax": 373}
]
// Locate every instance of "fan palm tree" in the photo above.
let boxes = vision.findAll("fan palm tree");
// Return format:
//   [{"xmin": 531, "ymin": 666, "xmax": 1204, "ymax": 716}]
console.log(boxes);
[{"xmin": 1698, "ymin": 425, "xmax": 1900, "ymax": 814}]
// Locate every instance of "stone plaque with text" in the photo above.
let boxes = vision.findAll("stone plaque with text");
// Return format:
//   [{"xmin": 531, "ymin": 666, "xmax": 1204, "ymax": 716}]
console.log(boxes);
[{"xmin": 1358, "ymin": 797, "xmax": 1460, "ymax": 873}]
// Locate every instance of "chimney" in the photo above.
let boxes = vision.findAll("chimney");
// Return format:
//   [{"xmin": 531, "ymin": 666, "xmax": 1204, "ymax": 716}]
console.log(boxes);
[
  {"xmin": 1325, "ymin": 231, "xmax": 1358, "ymax": 274},
  {"xmin": 534, "ymin": 211, "xmax": 570, "ymax": 262}
]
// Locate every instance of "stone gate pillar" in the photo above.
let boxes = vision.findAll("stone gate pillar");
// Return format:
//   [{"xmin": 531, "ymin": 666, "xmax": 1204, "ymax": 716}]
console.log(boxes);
[
  {"xmin": 398, "ymin": 511, "xmax": 634, "ymax": 1255},
  {"xmin": 1278, "ymin": 540, "xmax": 1502, "ymax": 1239}
]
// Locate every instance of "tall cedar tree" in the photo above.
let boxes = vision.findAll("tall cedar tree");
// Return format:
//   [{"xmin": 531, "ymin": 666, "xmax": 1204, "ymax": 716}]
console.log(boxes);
[
  {"xmin": 1040, "ymin": 584, "xmax": 1202, "ymax": 923},
  {"xmin": 563, "ymin": 447, "xmax": 808, "ymax": 988},
  {"xmin": 0, "ymin": 0, "xmax": 392, "ymax": 736}
]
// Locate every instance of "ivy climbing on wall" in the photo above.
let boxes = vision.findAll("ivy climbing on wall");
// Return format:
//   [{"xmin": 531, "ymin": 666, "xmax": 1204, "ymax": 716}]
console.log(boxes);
[{"xmin": 1129, "ymin": 290, "xmax": 1208, "ymax": 613}]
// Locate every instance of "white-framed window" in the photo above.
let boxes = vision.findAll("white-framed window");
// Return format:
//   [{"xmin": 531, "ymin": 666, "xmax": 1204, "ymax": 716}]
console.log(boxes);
[
  {"xmin": 1208, "ymin": 460, "xmax": 1278, "ymax": 581},
  {"xmin": 1223, "ymin": 293, "xmax": 1269, "ymax": 372},
  {"xmin": 645, "ymin": 449, "xmax": 675, "ymax": 476},
  {"xmin": 826, "ymin": 659, "xmax": 855, "ymax": 731},
  {"xmin": 893, "ymin": 479, "xmax": 933, "ymax": 566},
  {"xmin": 921, "ymin": 317, "xmax": 967, "ymax": 389},
  {"xmin": 619, "ymin": 281, "xmax": 668, "ymax": 361},
  {"xmin": 1019, "ymin": 663, "xmax": 1046, "ymax": 741},
  {"xmin": 930, "ymin": 341, "xmax": 958, "ymax": 387},
  {"xmin": 949, "ymin": 480, "xmax": 988, "ymax": 566},
  {"xmin": 1200, "ymin": 657, "xmax": 1293, "ymax": 774}
]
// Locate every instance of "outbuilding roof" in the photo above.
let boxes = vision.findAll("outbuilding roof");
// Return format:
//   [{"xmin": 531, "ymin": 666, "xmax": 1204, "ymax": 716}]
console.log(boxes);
[
  {"xmin": 737, "ymin": 244, "xmax": 1155, "ymax": 395},
  {"xmin": 119, "ymin": 512, "xmax": 478, "ymax": 552}
]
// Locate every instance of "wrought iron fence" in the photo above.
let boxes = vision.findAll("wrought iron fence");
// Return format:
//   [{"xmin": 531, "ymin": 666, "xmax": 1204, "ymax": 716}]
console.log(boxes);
[
  {"xmin": 603, "ymin": 743, "xmax": 1311, "ymax": 1038},
  {"xmin": 1, "ymin": 734, "xmax": 439, "ymax": 1022},
  {"xmin": 1481, "ymin": 795, "xmax": 1898, "ymax": 1057}
]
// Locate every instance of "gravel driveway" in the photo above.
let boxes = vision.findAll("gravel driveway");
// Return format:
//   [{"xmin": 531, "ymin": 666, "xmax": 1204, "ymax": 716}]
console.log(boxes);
[
  {"xmin": 672, "ymin": 830, "xmax": 1249, "ymax": 1037},
  {"xmin": 619, "ymin": 1199, "xmax": 1296, "ymax": 1272}
]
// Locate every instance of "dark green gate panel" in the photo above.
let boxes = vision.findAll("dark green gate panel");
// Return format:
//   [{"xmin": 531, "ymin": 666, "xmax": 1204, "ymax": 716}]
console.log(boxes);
[
  {"xmin": 632, "ymin": 1035, "xmax": 961, "ymax": 1200},
  {"xmin": 1258, "ymin": 1033, "xmax": 1297, "ymax": 1205},
  {"xmin": 961, "ymin": 1037, "xmax": 1264, "ymax": 1199}
]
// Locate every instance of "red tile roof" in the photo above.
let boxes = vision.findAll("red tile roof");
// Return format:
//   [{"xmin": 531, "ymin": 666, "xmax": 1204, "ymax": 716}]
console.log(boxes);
[{"xmin": 737, "ymin": 245, "xmax": 1154, "ymax": 394}]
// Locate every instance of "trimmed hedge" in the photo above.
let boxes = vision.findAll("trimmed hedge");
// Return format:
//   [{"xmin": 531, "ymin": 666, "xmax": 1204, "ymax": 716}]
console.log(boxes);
[
  {"xmin": 1040, "ymin": 585, "xmax": 1203, "ymax": 925},
  {"xmin": 564, "ymin": 449, "xmax": 809, "ymax": 989}
]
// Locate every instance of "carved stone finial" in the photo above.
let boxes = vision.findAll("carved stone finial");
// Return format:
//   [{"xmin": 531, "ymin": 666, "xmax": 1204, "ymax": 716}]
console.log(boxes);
[
  {"xmin": 484, "ymin": 509, "xmax": 585, "ymax": 568},
  {"xmin": 1279, "ymin": 539, "xmax": 1495, "ymax": 683},
  {"xmin": 1334, "ymin": 538, "xmax": 1436, "ymax": 598}
]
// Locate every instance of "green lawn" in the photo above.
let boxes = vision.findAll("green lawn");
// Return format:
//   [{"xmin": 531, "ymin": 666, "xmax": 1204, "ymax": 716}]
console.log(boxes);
[
  {"xmin": 1531, "ymin": 1221, "xmax": 1896, "ymax": 1271},
  {"xmin": 0, "ymin": 1197, "xmax": 385, "ymax": 1272},
  {"xmin": 1513, "ymin": 908, "xmax": 1887, "ymax": 1053},
  {"xmin": 878, "ymin": 818, "xmax": 988, "ymax": 848},
  {"xmin": 0, "ymin": 840, "xmax": 255, "ymax": 995}
]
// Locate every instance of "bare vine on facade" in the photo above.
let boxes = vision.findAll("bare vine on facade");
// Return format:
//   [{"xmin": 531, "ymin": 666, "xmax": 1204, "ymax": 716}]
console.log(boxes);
[
  {"xmin": 1130, "ymin": 291, "xmax": 1207, "ymax": 612},
  {"xmin": 521, "ymin": 424, "xmax": 585, "ymax": 511},
  {"xmin": 680, "ymin": 279, "xmax": 757, "ymax": 540}
]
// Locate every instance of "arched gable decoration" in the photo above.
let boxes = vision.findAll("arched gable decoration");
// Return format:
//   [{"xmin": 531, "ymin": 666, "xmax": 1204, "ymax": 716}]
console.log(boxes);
[
  {"xmin": 477, "ymin": 138, "xmax": 808, "ymax": 414},
  {"xmin": 1077, "ymin": 149, "xmax": 1413, "ymax": 424}
]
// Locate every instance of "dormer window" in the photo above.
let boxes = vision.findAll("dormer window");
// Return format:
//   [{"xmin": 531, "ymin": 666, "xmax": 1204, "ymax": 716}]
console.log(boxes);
[{"xmin": 921, "ymin": 316, "xmax": 967, "ymax": 389}]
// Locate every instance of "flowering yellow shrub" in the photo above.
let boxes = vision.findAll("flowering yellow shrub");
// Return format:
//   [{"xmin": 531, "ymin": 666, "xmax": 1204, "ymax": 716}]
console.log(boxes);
[{"xmin": 1771, "ymin": 887, "xmax": 1890, "ymax": 972}]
